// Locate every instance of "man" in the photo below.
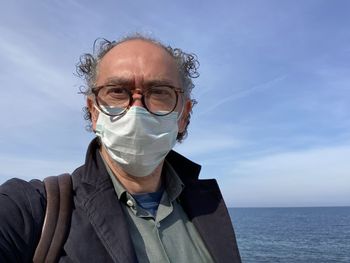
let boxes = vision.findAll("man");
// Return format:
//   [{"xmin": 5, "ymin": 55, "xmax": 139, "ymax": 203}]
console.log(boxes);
[{"xmin": 0, "ymin": 35, "xmax": 241, "ymax": 262}]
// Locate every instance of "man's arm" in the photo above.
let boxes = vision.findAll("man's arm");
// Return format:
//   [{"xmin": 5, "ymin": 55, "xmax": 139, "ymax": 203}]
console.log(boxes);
[{"xmin": 0, "ymin": 179, "xmax": 46, "ymax": 262}]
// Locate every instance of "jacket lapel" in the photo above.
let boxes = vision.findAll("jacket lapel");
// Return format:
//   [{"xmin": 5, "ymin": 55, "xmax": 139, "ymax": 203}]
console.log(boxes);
[
  {"xmin": 180, "ymin": 180, "xmax": 241, "ymax": 262},
  {"xmin": 76, "ymin": 139, "xmax": 138, "ymax": 263},
  {"xmin": 83, "ymin": 180, "xmax": 138, "ymax": 263}
]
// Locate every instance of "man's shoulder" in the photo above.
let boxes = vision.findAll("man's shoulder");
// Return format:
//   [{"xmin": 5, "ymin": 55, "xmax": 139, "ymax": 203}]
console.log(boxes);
[
  {"xmin": 0, "ymin": 178, "xmax": 47, "ymax": 262},
  {"xmin": 0, "ymin": 178, "xmax": 45, "ymax": 199},
  {"xmin": 0, "ymin": 178, "xmax": 46, "ymax": 215}
]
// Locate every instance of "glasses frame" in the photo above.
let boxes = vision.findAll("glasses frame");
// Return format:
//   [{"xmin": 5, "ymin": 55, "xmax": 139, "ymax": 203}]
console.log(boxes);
[{"xmin": 92, "ymin": 84, "xmax": 184, "ymax": 117}]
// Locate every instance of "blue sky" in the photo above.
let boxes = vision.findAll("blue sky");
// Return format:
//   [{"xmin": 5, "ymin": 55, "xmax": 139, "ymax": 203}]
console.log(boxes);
[{"xmin": 1, "ymin": 0, "xmax": 349, "ymax": 207}]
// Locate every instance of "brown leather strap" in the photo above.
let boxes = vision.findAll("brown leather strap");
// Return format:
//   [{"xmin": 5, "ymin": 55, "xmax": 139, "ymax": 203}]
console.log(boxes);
[{"xmin": 33, "ymin": 174, "xmax": 72, "ymax": 263}]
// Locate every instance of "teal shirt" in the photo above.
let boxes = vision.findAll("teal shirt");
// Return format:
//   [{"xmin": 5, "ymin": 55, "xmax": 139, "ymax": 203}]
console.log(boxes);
[{"xmin": 104, "ymin": 160, "xmax": 214, "ymax": 263}]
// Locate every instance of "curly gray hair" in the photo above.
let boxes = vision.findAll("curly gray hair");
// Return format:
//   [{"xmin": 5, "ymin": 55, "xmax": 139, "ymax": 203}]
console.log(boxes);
[{"xmin": 76, "ymin": 34, "xmax": 199, "ymax": 142}]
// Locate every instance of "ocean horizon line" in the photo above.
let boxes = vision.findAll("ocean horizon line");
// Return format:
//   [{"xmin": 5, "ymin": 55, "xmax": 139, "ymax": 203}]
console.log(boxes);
[{"xmin": 229, "ymin": 205, "xmax": 350, "ymax": 209}]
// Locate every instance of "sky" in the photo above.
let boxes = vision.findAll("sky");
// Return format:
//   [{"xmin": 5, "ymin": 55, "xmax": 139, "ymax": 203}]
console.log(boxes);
[{"xmin": 0, "ymin": 0, "xmax": 349, "ymax": 207}]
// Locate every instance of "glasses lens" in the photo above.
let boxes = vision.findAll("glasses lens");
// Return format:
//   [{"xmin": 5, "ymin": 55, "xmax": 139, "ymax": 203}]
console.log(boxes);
[
  {"xmin": 144, "ymin": 86, "xmax": 178, "ymax": 115},
  {"xmin": 97, "ymin": 86, "xmax": 130, "ymax": 116}
]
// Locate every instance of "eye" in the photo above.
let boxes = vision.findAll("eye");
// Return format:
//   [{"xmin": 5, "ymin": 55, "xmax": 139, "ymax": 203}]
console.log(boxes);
[
  {"xmin": 148, "ymin": 86, "xmax": 173, "ymax": 97},
  {"xmin": 107, "ymin": 86, "xmax": 126, "ymax": 94},
  {"xmin": 105, "ymin": 86, "xmax": 129, "ymax": 98}
]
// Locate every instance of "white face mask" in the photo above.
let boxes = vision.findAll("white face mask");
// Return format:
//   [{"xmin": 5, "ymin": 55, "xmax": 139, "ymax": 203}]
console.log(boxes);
[{"xmin": 95, "ymin": 106, "xmax": 179, "ymax": 177}]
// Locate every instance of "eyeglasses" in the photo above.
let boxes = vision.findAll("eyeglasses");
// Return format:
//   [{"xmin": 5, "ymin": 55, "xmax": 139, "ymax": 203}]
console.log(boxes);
[{"xmin": 92, "ymin": 84, "xmax": 184, "ymax": 116}]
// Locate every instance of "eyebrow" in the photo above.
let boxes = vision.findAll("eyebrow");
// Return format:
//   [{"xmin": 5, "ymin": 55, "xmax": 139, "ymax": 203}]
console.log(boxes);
[
  {"xmin": 102, "ymin": 77, "xmax": 177, "ymax": 88},
  {"xmin": 104, "ymin": 77, "xmax": 134, "ymax": 86},
  {"xmin": 144, "ymin": 79, "xmax": 176, "ymax": 87}
]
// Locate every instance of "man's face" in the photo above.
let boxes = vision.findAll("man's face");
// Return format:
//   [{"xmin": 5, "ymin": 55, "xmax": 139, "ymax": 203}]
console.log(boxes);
[{"xmin": 88, "ymin": 39, "xmax": 191, "ymax": 133}]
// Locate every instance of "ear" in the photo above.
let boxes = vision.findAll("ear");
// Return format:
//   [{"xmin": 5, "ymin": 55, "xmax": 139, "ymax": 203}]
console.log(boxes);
[
  {"xmin": 178, "ymin": 99, "xmax": 192, "ymax": 133},
  {"xmin": 87, "ymin": 97, "xmax": 99, "ymax": 130}
]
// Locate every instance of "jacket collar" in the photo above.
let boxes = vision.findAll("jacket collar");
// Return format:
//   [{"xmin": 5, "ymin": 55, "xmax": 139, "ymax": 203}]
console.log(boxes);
[{"xmin": 165, "ymin": 148, "xmax": 202, "ymax": 182}]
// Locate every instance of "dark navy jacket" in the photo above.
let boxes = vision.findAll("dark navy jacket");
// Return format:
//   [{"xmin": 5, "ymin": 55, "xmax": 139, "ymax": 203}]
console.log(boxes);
[{"xmin": 0, "ymin": 139, "xmax": 241, "ymax": 262}]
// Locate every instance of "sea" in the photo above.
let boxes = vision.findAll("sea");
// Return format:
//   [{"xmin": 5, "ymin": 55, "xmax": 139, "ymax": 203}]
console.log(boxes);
[{"xmin": 229, "ymin": 207, "xmax": 350, "ymax": 263}]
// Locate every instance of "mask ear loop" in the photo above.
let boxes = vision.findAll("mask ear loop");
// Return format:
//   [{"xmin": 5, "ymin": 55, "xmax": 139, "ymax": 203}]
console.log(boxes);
[
  {"xmin": 176, "ymin": 94, "xmax": 186, "ymax": 121},
  {"xmin": 92, "ymin": 104, "xmax": 101, "ymax": 134},
  {"xmin": 93, "ymin": 104, "xmax": 101, "ymax": 113}
]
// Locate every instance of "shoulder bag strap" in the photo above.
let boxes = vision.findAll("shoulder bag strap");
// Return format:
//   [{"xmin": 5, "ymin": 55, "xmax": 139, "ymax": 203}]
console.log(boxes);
[{"xmin": 33, "ymin": 173, "xmax": 73, "ymax": 263}]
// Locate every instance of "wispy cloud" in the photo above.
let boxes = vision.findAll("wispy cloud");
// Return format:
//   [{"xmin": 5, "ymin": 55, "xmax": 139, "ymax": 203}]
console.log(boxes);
[
  {"xmin": 175, "ymin": 134, "xmax": 243, "ymax": 157},
  {"xmin": 0, "ymin": 30, "xmax": 77, "ymax": 110},
  {"xmin": 198, "ymin": 75, "xmax": 287, "ymax": 116}
]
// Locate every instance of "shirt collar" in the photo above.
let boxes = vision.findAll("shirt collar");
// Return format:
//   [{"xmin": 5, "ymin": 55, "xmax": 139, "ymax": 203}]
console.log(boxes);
[
  {"xmin": 163, "ymin": 160, "xmax": 184, "ymax": 202},
  {"xmin": 101, "ymin": 155, "xmax": 127, "ymax": 200}
]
